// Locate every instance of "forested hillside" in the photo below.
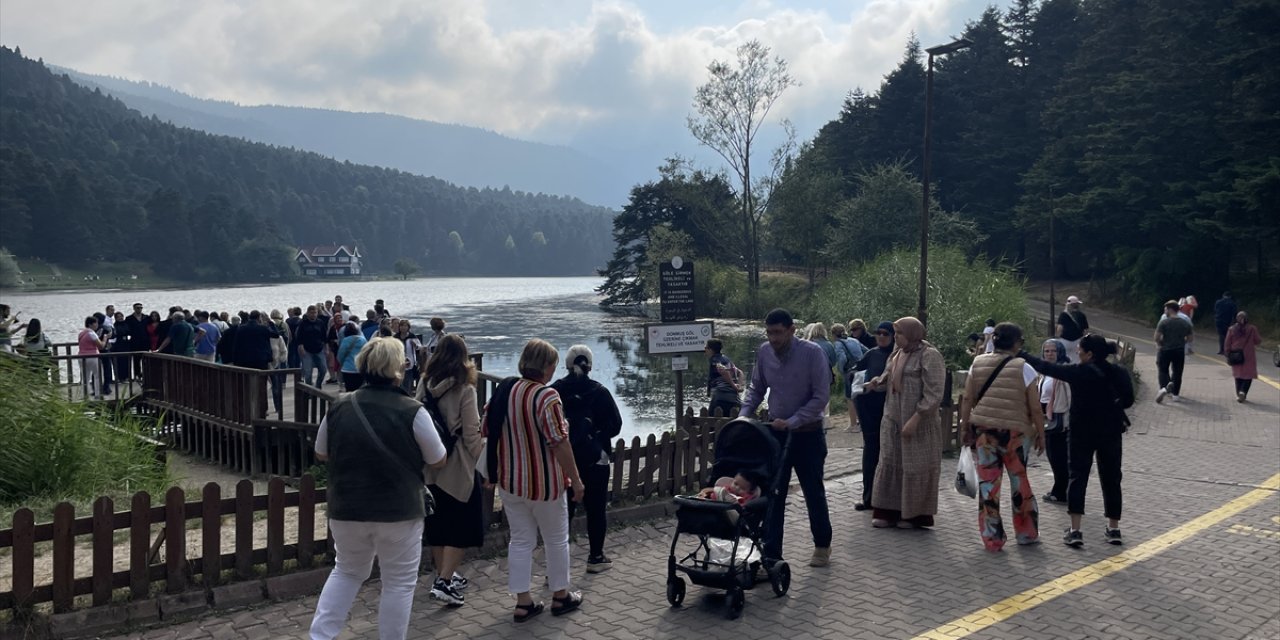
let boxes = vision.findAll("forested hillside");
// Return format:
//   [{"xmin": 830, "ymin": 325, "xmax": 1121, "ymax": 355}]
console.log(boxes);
[
  {"xmin": 58, "ymin": 68, "xmax": 633, "ymax": 207},
  {"xmin": 0, "ymin": 47, "xmax": 615, "ymax": 280},
  {"xmin": 776, "ymin": 0, "xmax": 1278, "ymax": 304}
]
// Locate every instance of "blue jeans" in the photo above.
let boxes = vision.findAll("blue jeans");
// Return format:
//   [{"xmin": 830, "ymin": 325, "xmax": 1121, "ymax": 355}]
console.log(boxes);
[
  {"xmin": 764, "ymin": 428, "xmax": 832, "ymax": 560},
  {"xmin": 300, "ymin": 351, "xmax": 327, "ymax": 387}
]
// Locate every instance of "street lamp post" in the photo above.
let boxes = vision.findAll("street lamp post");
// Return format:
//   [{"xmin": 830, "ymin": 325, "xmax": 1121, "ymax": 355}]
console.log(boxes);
[
  {"xmin": 918, "ymin": 37, "xmax": 972, "ymax": 327},
  {"xmin": 1048, "ymin": 185, "xmax": 1056, "ymax": 336}
]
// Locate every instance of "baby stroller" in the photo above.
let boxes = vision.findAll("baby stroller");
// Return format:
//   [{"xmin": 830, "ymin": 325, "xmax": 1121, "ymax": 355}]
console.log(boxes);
[{"xmin": 666, "ymin": 417, "xmax": 792, "ymax": 619}]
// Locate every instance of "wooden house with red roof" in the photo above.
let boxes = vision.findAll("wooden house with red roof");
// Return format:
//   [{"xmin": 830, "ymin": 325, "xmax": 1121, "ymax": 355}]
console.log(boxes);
[{"xmin": 294, "ymin": 244, "xmax": 362, "ymax": 277}]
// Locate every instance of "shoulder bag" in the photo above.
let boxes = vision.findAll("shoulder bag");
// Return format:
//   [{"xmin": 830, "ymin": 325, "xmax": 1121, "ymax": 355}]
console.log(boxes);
[{"xmin": 349, "ymin": 394, "xmax": 435, "ymax": 516}]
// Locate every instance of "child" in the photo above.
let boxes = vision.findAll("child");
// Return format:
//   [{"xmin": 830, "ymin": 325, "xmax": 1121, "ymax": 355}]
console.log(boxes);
[{"xmin": 698, "ymin": 471, "xmax": 763, "ymax": 506}]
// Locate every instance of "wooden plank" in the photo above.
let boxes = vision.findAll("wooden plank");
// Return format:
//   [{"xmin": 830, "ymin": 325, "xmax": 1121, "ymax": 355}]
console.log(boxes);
[
  {"xmin": 266, "ymin": 477, "xmax": 285, "ymax": 575},
  {"xmin": 92, "ymin": 497, "xmax": 114, "ymax": 606},
  {"xmin": 12, "ymin": 508, "xmax": 35, "ymax": 613},
  {"xmin": 202, "ymin": 483, "xmax": 222, "ymax": 586},
  {"xmin": 626, "ymin": 436, "xmax": 641, "ymax": 499},
  {"xmin": 611, "ymin": 439, "xmax": 624, "ymax": 500},
  {"xmin": 298, "ymin": 474, "xmax": 315, "ymax": 568},
  {"xmin": 51, "ymin": 502, "xmax": 74, "ymax": 613},
  {"xmin": 164, "ymin": 487, "xmax": 186, "ymax": 593},
  {"xmin": 235, "ymin": 480, "xmax": 253, "ymax": 579},
  {"xmin": 657, "ymin": 431, "xmax": 672, "ymax": 496},
  {"xmin": 130, "ymin": 492, "xmax": 151, "ymax": 598},
  {"xmin": 641, "ymin": 434, "xmax": 657, "ymax": 499}
]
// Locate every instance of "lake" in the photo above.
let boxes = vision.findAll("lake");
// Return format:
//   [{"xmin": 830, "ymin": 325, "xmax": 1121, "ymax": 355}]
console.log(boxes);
[{"xmin": 0, "ymin": 277, "xmax": 766, "ymax": 440}]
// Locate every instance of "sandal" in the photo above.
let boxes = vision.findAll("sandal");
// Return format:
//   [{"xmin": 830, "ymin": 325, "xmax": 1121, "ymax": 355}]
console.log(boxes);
[
  {"xmin": 513, "ymin": 602, "xmax": 544, "ymax": 623},
  {"xmin": 551, "ymin": 591, "xmax": 583, "ymax": 616}
]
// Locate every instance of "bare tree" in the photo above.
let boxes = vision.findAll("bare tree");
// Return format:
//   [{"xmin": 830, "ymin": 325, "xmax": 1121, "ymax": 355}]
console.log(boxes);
[{"xmin": 687, "ymin": 39, "xmax": 798, "ymax": 292}]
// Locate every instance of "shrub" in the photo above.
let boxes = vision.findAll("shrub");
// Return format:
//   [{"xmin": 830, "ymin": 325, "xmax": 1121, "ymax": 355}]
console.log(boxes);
[
  {"xmin": 0, "ymin": 356, "xmax": 171, "ymax": 514},
  {"xmin": 699, "ymin": 261, "xmax": 809, "ymax": 319},
  {"xmin": 806, "ymin": 247, "xmax": 1033, "ymax": 368}
]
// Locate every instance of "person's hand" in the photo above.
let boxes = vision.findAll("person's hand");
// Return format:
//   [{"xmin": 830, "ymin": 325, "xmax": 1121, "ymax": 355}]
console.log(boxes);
[
  {"xmin": 901, "ymin": 413, "xmax": 920, "ymax": 439},
  {"xmin": 769, "ymin": 418, "xmax": 788, "ymax": 431},
  {"xmin": 482, "ymin": 480, "xmax": 494, "ymax": 490},
  {"xmin": 959, "ymin": 421, "xmax": 974, "ymax": 447},
  {"xmin": 570, "ymin": 479, "xmax": 585, "ymax": 502},
  {"xmin": 1033, "ymin": 431, "xmax": 1046, "ymax": 455}
]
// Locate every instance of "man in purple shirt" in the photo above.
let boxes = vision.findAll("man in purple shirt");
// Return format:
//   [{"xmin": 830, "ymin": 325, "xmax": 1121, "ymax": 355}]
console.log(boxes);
[{"xmin": 740, "ymin": 308, "xmax": 833, "ymax": 568}]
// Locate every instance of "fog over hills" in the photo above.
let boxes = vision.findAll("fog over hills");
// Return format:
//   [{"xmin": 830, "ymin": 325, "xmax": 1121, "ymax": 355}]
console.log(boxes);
[{"xmin": 58, "ymin": 67, "xmax": 634, "ymax": 207}]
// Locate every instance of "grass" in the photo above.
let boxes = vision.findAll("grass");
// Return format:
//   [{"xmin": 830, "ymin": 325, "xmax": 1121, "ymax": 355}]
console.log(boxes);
[{"xmin": 0, "ymin": 356, "xmax": 172, "ymax": 519}]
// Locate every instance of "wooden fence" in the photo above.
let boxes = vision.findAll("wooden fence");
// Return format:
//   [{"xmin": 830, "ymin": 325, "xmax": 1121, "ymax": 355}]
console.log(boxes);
[{"xmin": 1, "ymin": 477, "xmax": 327, "ymax": 619}]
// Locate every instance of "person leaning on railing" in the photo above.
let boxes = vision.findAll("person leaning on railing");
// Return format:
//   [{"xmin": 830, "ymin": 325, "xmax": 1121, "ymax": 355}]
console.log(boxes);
[{"xmin": 309, "ymin": 337, "xmax": 447, "ymax": 640}]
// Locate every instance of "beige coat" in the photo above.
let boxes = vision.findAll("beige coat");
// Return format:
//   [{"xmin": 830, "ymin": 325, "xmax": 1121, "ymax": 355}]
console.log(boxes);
[
  {"xmin": 871, "ymin": 344, "xmax": 946, "ymax": 519},
  {"xmin": 417, "ymin": 377, "xmax": 484, "ymax": 502}
]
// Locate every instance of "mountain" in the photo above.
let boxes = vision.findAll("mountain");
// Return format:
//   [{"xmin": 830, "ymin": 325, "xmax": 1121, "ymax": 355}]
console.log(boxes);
[
  {"xmin": 56, "ymin": 68, "xmax": 632, "ymax": 207},
  {"xmin": 0, "ymin": 46, "xmax": 615, "ymax": 280}
]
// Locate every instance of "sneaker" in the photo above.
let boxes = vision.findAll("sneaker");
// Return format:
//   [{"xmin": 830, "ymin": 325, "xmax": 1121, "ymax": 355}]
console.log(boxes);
[
  {"xmin": 449, "ymin": 572, "xmax": 469, "ymax": 591},
  {"xmin": 1155, "ymin": 388, "xmax": 1168, "ymax": 404},
  {"xmin": 1104, "ymin": 526, "xmax": 1123, "ymax": 545},
  {"xmin": 809, "ymin": 547, "xmax": 831, "ymax": 567},
  {"xmin": 586, "ymin": 555, "xmax": 613, "ymax": 573},
  {"xmin": 1170, "ymin": 395, "xmax": 1180, "ymax": 403},
  {"xmin": 1237, "ymin": 392, "xmax": 1247, "ymax": 403},
  {"xmin": 1063, "ymin": 528, "xmax": 1083, "ymax": 547},
  {"xmin": 430, "ymin": 578, "xmax": 465, "ymax": 606}
]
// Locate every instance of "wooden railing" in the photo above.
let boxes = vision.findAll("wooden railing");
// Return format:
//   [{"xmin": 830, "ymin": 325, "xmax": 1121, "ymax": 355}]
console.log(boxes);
[{"xmin": 0, "ymin": 477, "xmax": 327, "ymax": 619}]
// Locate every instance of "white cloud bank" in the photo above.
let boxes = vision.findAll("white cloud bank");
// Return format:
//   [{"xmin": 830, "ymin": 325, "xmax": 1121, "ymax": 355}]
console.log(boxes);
[{"xmin": 1, "ymin": 0, "xmax": 977, "ymax": 173}]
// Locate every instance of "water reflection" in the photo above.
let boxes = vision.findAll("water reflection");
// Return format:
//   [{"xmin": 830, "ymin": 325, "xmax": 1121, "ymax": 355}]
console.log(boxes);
[{"xmin": 2, "ymin": 277, "xmax": 766, "ymax": 439}]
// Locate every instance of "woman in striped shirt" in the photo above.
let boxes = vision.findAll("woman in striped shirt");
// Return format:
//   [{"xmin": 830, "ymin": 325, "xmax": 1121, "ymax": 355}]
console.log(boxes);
[{"xmin": 484, "ymin": 338, "xmax": 585, "ymax": 622}]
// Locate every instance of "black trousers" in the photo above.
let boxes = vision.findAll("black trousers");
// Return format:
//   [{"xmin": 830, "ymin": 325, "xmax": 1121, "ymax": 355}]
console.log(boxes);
[
  {"xmin": 1044, "ymin": 427, "xmax": 1069, "ymax": 500},
  {"xmin": 1235, "ymin": 378, "xmax": 1254, "ymax": 396},
  {"xmin": 853, "ymin": 392, "xmax": 886, "ymax": 505},
  {"xmin": 1067, "ymin": 428, "xmax": 1123, "ymax": 520},
  {"xmin": 764, "ymin": 428, "xmax": 831, "ymax": 560},
  {"xmin": 566, "ymin": 462, "xmax": 610, "ymax": 557},
  {"xmin": 1156, "ymin": 349, "xmax": 1185, "ymax": 395}
]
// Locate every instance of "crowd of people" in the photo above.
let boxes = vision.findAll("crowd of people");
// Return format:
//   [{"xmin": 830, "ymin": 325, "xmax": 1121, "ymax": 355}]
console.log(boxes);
[{"xmin": 0, "ymin": 290, "xmax": 1271, "ymax": 639}]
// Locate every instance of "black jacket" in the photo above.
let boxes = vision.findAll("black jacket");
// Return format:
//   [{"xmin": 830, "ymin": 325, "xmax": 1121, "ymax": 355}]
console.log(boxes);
[
  {"xmin": 551, "ymin": 373, "xmax": 623, "ymax": 463},
  {"xmin": 231, "ymin": 322, "xmax": 276, "ymax": 369},
  {"xmin": 1021, "ymin": 353, "xmax": 1126, "ymax": 434}
]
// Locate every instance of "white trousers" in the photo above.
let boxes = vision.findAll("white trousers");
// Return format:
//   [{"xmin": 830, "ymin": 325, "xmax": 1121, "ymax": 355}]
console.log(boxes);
[
  {"xmin": 500, "ymin": 489, "xmax": 571, "ymax": 594},
  {"xmin": 310, "ymin": 518, "xmax": 423, "ymax": 640},
  {"xmin": 80, "ymin": 358, "xmax": 101, "ymax": 398}
]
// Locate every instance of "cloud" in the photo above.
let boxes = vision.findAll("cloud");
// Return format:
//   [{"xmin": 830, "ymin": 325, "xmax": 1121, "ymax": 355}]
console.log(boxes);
[{"xmin": 1, "ymin": 0, "xmax": 974, "ymax": 170}]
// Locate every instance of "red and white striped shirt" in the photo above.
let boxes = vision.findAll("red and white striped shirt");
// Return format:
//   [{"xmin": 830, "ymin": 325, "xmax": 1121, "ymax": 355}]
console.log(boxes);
[{"xmin": 486, "ymin": 378, "xmax": 570, "ymax": 501}]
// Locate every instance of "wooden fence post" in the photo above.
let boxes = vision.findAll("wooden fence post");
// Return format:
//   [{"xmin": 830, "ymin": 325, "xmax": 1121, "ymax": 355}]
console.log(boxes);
[
  {"xmin": 52, "ymin": 502, "xmax": 74, "ymax": 613},
  {"xmin": 130, "ymin": 492, "xmax": 151, "ymax": 598},
  {"xmin": 267, "ymin": 477, "xmax": 285, "ymax": 575},
  {"xmin": 235, "ymin": 480, "xmax": 253, "ymax": 579},
  {"xmin": 92, "ymin": 496, "xmax": 114, "ymax": 607},
  {"xmin": 202, "ymin": 483, "xmax": 222, "ymax": 586},
  {"xmin": 165, "ymin": 487, "xmax": 186, "ymax": 593},
  {"xmin": 298, "ymin": 474, "xmax": 316, "ymax": 568},
  {"xmin": 12, "ymin": 508, "xmax": 35, "ymax": 615}
]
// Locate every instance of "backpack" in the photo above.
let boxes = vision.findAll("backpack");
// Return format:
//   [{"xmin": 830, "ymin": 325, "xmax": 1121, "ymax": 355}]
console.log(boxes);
[
  {"xmin": 422, "ymin": 388, "xmax": 458, "ymax": 455},
  {"xmin": 563, "ymin": 384, "xmax": 603, "ymax": 463},
  {"xmin": 1100, "ymin": 362, "xmax": 1134, "ymax": 432}
]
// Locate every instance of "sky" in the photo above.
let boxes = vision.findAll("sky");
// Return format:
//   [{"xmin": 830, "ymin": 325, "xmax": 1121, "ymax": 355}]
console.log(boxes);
[{"xmin": 1, "ymin": 0, "xmax": 987, "ymax": 183}]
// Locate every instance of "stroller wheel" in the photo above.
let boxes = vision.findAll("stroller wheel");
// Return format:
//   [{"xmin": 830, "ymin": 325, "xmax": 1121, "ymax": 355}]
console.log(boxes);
[
  {"xmin": 768, "ymin": 560, "xmax": 791, "ymax": 597},
  {"xmin": 666, "ymin": 577, "xmax": 686, "ymax": 607},
  {"xmin": 726, "ymin": 586, "xmax": 745, "ymax": 619}
]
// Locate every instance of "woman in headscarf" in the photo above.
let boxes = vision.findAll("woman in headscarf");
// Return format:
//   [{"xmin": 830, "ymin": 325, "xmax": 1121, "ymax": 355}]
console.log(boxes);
[
  {"xmin": 1037, "ymin": 339, "xmax": 1072, "ymax": 504},
  {"xmin": 851, "ymin": 321, "xmax": 895, "ymax": 511},
  {"xmin": 866, "ymin": 317, "xmax": 946, "ymax": 529},
  {"xmin": 1224, "ymin": 311, "xmax": 1262, "ymax": 402}
]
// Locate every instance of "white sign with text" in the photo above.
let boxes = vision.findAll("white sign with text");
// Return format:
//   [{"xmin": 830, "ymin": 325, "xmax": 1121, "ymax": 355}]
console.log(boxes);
[{"xmin": 646, "ymin": 321, "xmax": 714, "ymax": 355}]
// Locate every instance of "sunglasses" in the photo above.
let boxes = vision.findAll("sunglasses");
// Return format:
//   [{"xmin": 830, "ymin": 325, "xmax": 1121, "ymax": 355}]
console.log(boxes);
[{"xmin": 875, "ymin": 331, "xmax": 891, "ymax": 336}]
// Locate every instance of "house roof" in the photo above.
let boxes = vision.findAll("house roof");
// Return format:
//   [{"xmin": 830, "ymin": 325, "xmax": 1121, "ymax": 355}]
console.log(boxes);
[{"xmin": 295, "ymin": 244, "xmax": 362, "ymax": 262}]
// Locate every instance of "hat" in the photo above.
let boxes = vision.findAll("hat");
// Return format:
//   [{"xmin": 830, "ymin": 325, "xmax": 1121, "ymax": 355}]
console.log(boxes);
[
  {"xmin": 566, "ymin": 344, "xmax": 593, "ymax": 373},
  {"xmin": 876, "ymin": 321, "xmax": 895, "ymax": 335},
  {"xmin": 1066, "ymin": 295, "xmax": 1082, "ymax": 305}
]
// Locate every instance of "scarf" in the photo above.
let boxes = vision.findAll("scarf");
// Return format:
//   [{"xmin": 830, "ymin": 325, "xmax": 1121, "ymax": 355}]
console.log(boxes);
[{"xmin": 889, "ymin": 317, "xmax": 926, "ymax": 394}]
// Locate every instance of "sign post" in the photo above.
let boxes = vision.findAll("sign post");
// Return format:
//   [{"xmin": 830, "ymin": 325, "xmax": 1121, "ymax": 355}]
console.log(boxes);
[{"xmin": 655, "ymin": 258, "xmax": 699, "ymax": 426}]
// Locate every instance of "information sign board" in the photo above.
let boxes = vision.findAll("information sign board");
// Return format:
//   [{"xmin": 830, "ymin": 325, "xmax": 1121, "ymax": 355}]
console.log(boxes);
[
  {"xmin": 659, "ymin": 257, "xmax": 695, "ymax": 322},
  {"xmin": 646, "ymin": 321, "xmax": 714, "ymax": 355}
]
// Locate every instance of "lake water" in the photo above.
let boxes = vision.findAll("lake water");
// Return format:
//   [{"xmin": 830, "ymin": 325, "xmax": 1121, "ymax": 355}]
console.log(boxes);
[{"xmin": 1, "ymin": 277, "xmax": 765, "ymax": 440}]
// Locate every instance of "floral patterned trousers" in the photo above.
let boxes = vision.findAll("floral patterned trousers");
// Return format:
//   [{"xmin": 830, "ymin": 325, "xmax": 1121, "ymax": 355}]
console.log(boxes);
[{"xmin": 976, "ymin": 428, "xmax": 1039, "ymax": 551}]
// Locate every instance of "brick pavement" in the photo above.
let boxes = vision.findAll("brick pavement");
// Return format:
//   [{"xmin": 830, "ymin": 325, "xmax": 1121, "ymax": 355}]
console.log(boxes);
[{"xmin": 100, "ymin": 320, "xmax": 1279, "ymax": 640}]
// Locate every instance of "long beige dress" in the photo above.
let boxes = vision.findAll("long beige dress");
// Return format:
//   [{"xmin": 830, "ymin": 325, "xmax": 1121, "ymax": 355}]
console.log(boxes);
[{"xmin": 871, "ymin": 344, "xmax": 946, "ymax": 520}]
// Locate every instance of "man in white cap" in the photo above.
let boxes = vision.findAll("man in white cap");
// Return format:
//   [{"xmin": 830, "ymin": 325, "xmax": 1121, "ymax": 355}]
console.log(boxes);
[{"xmin": 1055, "ymin": 296, "xmax": 1089, "ymax": 363}]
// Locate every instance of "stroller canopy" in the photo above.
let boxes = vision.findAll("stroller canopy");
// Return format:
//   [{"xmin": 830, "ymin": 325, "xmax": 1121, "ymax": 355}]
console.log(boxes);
[{"xmin": 710, "ymin": 418, "xmax": 781, "ymax": 489}]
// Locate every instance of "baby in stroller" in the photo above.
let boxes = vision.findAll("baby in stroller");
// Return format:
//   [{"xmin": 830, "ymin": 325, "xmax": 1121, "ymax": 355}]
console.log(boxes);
[
  {"xmin": 666, "ymin": 418, "xmax": 792, "ymax": 619},
  {"xmin": 697, "ymin": 471, "xmax": 763, "ymax": 506}
]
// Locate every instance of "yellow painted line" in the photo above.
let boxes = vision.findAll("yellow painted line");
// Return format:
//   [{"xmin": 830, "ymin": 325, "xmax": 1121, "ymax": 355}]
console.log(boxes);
[
  {"xmin": 913, "ymin": 473, "xmax": 1280, "ymax": 640},
  {"xmin": 1227, "ymin": 524, "xmax": 1280, "ymax": 540},
  {"xmin": 1104, "ymin": 329, "xmax": 1280, "ymax": 391}
]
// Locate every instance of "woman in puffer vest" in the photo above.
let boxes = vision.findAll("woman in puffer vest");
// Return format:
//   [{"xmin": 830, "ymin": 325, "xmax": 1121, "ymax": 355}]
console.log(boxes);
[{"xmin": 959, "ymin": 323, "xmax": 1046, "ymax": 552}]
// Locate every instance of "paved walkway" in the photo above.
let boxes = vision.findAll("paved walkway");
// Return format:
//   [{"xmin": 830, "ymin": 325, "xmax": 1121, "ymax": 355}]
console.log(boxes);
[{"xmin": 103, "ymin": 314, "xmax": 1280, "ymax": 640}]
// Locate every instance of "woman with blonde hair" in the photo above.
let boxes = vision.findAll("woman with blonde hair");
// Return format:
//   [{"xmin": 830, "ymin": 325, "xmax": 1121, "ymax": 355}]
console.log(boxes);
[
  {"xmin": 484, "ymin": 338, "xmax": 585, "ymax": 622},
  {"xmin": 310, "ymin": 338, "xmax": 447, "ymax": 640},
  {"xmin": 867, "ymin": 317, "xmax": 946, "ymax": 529},
  {"xmin": 416, "ymin": 334, "xmax": 485, "ymax": 606}
]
